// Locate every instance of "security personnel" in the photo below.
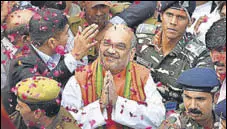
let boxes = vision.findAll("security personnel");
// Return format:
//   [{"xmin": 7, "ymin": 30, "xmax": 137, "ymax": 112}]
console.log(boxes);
[
  {"xmin": 215, "ymin": 99, "xmax": 226, "ymax": 129},
  {"xmin": 68, "ymin": 1, "xmax": 130, "ymax": 63},
  {"xmin": 135, "ymin": 1, "xmax": 214, "ymax": 109},
  {"xmin": 159, "ymin": 68, "xmax": 221, "ymax": 129},
  {"xmin": 9, "ymin": 76, "xmax": 80, "ymax": 129}
]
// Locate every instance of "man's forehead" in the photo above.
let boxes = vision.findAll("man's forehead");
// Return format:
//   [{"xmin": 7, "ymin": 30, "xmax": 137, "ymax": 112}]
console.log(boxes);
[
  {"xmin": 106, "ymin": 25, "xmax": 133, "ymax": 35},
  {"xmin": 104, "ymin": 25, "xmax": 133, "ymax": 43},
  {"xmin": 85, "ymin": 1, "xmax": 111, "ymax": 8},
  {"xmin": 165, "ymin": 8, "xmax": 188, "ymax": 16},
  {"xmin": 184, "ymin": 90, "xmax": 211, "ymax": 98}
]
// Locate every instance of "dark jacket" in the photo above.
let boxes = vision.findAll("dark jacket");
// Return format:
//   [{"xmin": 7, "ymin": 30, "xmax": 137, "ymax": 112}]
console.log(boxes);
[
  {"xmin": 9, "ymin": 107, "xmax": 81, "ymax": 129},
  {"xmin": 118, "ymin": 1, "xmax": 180, "ymax": 28},
  {"xmin": 2, "ymin": 45, "xmax": 73, "ymax": 114}
]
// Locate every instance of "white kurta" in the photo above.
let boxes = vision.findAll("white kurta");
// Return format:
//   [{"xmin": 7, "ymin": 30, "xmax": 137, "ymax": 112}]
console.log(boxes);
[{"xmin": 61, "ymin": 74, "xmax": 166, "ymax": 129}]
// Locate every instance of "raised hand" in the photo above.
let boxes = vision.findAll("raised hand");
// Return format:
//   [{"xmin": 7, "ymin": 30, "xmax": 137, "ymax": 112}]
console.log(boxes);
[{"xmin": 71, "ymin": 24, "xmax": 99, "ymax": 60}]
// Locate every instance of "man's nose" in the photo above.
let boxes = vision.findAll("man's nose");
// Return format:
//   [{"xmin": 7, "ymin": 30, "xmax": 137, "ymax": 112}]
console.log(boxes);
[
  {"xmin": 96, "ymin": 8, "xmax": 103, "ymax": 16},
  {"xmin": 107, "ymin": 47, "xmax": 116, "ymax": 54},
  {"xmin": 190, "ymin": 99, "xmax": 197, "ymax": 109},
  {"xmin": 170, "ymin": 16, "xmax": 177, "ymax": 25}
]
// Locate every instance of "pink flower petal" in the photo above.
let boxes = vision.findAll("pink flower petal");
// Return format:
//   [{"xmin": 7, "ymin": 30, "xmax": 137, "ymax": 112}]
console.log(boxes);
[
  {"xmin": 7, "ymin": 33, "xmax": 17, "ymax": 42},
  {"xmin": 83, "ymin": 22, "xmax": 89, "ymax": 27},
  {"xmin": 79, "ymin": 11, "xmax": 85, "ymax": 18},
  {"xmin": 27, "ymin": 121, "xmax": 35, "ymax": 127},
  {"xmin": 203, "ymin": 16, "xmax": 208, "ymax": 23},
  {"xmin": 130, "ymin": 87, "xmax": 137, "ymax": 95},
  {"xmin": 1, "ymin": 60, "xmax": 6, "ymax": 64},
  {"xmin": 53, "ymin": 70, "xmax": 60, "ymax": 77},
  {"xmin": 40, "ymin": 125, "xmax": 45, "ymax": 129},
  {"xmin": 39, "ymin": 26, "xmax": 48, "ymax": 31},
  {"xmin": 56, "ymin": 98, "xmax": 61, "ymax": 105},
  {"xmin": 53, "ymin": 20, "xmax": 59, "ymax": 23},
  {"xmin": 22, "ymin": 93, "xmax": 27, "ymax": 100},
  {"xmin": 29, "ymin": 83, "xmax": 37, "ymax": 88},
  {"xmin": 137, "ymin": 101, "xmax": 148, "ymax": 106},
  {"xmin": 134, "ymin": 1, "xmax": 141, "ymax": 4},
  {"xmin": 57, "ymin": 1, "xmax": 62, "ymax": 5},
  {"xmin": 156, "ymin": 82, "xmax": 162, "ymax": 87},
  {"xmin": 89, "ymin": 120, "xmax": 96, "ymax": 127},
  {"xmin": 43, "ymin": 16, "xmax": 49, "ymax": 21},
  {"xmin": 1, "ymin": 24, "xmax": 7, "ymax": 30},
  {"xmin": 52, "ymin": 12, "xmax": 58, "ymax": 17},
  {"xmin": 78, "ymin": 123, "xmax": 83, "ymax": 128},
  {"xmin": 33, "ymin": 13, "xmax": 42, "ymax": 20},
  {"xmin": 55, "ymin": 45, "xmax": 65, "ymax": 55},
  {"xmin": 146, "ymin": 127, "xmax": 152, "ymax": 129},
  {"xmin": 29, "ymin": 65, "xmax": 38, "ymax": 73},
  {"xmin": 58, "ymin": 83, "xmax": 62, "ymax": 87}
]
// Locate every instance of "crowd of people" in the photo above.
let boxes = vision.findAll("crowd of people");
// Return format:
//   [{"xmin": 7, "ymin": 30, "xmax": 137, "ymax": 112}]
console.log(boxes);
[{"xmin": 1, "ymin": 1, "xmax": 226, "ymax": 129}]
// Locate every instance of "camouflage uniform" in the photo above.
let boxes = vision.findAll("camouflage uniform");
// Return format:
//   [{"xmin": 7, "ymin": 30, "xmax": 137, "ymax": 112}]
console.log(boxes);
[
  {"xmin": 135, "ymin": 24, "xmax": 214, "ymax": 107},
  {"xmin": 9, "ymin": 107, "xmax": 80, "ymax": 129},
  {"xmin": 160, "ymin": 107, "xmax": 220, "ymax": 129}
]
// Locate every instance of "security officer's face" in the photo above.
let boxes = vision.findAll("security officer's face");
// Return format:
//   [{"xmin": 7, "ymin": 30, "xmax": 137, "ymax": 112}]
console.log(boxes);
[
  {"xmin": 161, "ymin": 8, "xmax": 189, "ymax": 40},
  {"xmin": 210, "ymin": 47, "xmax": 226, "ymax": 82},
  {"xmin": 16, "ymin": 99, "xmax": 38, "ymax": 127},
  {"xmin": 183, "ymin": 90, "xmax": 213, "ymax": 122},
  {"xmin": 99, "ymin": 26, "xmax": 133, "ymax": 74},
  {"xmin": 85, "ymin": 4, "xmax": 110, "ymax": 30}
]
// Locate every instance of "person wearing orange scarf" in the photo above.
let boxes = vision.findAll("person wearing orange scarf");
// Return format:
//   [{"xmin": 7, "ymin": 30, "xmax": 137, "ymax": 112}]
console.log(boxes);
[{"xmin": 61, "ymin": 24, "xmax": 165, "ymax": 129}]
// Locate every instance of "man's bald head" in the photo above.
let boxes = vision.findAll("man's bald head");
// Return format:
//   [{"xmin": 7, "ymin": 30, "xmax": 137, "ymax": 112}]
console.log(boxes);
[
  {"xmin": 5, "ymin": 9, "xmax": 35, "ymax": 30},
  {"xmin": 4, "ymin": 9, "xmax": 35, "ymax": 45}
]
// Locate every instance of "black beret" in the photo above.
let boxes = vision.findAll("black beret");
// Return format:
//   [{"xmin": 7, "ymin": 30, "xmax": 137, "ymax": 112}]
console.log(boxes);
[{"xmin": 160, "ymin": 1, "xmax": 196, "ymax": 17}]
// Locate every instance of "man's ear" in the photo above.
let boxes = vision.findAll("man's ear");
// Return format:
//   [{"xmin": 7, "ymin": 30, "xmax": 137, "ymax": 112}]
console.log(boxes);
[
  {"xmin": 47, "ymin": 37, "xmax": 57, "ymax": 50},
  {"xmin": 130, "ymin": 48, "xmax": 136, "ymax": 61}
]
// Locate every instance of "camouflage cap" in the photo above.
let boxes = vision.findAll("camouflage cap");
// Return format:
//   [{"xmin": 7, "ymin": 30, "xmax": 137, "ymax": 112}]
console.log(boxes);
[{"xmin": 16, "ymin": 76, "xmax": 61, "ymax": 103}]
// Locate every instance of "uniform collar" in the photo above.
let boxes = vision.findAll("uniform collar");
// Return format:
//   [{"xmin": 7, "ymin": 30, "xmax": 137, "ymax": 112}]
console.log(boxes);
[{"xmin": 154, "ymin": 31, "xmax": 189, "ymax": 57}]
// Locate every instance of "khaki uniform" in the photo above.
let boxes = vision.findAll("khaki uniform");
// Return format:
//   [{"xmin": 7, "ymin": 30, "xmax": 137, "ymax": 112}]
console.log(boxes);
[
  {"xmin": 9, "ymin": 107, "xmax": 80, "ymax": 129},
  {"xmin": 135, "ymin": 24, "xmax": 214, "ymax": 107}
]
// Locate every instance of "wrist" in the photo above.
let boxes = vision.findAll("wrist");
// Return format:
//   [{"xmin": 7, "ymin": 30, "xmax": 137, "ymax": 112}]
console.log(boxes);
[{"xmin": 71, "ymin": 51, "xmax": 82, "ymax": 60}]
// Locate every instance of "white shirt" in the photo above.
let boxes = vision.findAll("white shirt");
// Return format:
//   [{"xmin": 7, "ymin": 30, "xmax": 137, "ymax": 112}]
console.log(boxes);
[
  {"xmin": 187, "ymin": 1, "xmax": 214, "ymax": 36},
  {"xmin": 191, "ymin": 7, "xmax": 220, "ymax": 44},
  {"xmin": 31, "ymin": 44, "xmax": 88, "ymax": 72},
  {"xmin": 61, "ymin": 74, "xmax": 166, "ymax": 129}
]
